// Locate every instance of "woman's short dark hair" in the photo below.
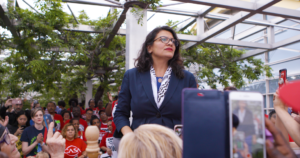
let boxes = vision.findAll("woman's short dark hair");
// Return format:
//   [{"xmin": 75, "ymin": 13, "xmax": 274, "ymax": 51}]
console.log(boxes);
[
  {"xmin": 90, "ymin": 115, "xmax": 100, "ymax": 126},
  {"xmin": 88, "ymin": 99, "xmax": 94, "ymax": 106},
  {"xmin": 14, "ymin": 110, "xmax": 29, "ymax": 126},
  {"xmin": 135, "ymin": 26, "xmax": 184, "ymax": 79}
]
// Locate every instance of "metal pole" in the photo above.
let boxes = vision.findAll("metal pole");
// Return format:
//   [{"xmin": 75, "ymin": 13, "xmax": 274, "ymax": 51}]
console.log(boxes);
[{"xmin": 125, "ymin": 8, "xmax": 147, "ymax": 70}]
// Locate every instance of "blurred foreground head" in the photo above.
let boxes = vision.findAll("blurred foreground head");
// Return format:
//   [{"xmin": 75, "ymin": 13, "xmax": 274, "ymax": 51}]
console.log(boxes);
[{"xmin": 118, "ymin": 124, "xmax": 182, "ymax": 158}]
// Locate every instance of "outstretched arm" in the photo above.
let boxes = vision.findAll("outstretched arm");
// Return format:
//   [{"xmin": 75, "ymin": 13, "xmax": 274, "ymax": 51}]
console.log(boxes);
[{"xmin": 274, "ymin": 91, "xmax": 300, "ymax": 146}]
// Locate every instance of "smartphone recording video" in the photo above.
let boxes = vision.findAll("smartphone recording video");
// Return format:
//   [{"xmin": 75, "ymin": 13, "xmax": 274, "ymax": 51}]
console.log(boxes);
[
  {"xmin": 44, "ymin": 114, "xmax": 54, "ymax": 131},
  {"xmin": 278, "ymin": 69, "xmax": 287, "ymax": 88},
  {"xmin": 229, "ymin": 92, "xmax": 265, "ymax": 158}
]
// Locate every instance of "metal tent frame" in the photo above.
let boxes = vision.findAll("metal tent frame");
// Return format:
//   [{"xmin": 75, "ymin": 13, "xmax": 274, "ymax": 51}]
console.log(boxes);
[
  {"xmin": 1, "ymin": 0, "xmax": 300, "ymax": 110},
  {"xmin": 59, "ymin": 0, "xmax": 300, "ymax": 64}
]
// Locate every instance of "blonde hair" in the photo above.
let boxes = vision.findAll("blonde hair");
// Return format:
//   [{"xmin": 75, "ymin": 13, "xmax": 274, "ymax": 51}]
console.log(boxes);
[
  {"xmin": 61, "ymin": 123, "xmax": 78, "ymax": 139},
  {"xmin": 31, "ymin": 107, "xmax": 44, "ymax": 118},
  {"xmin": 36, "ymin": 151, "xmax": 49, "ymax": 158},
  {"xmin": 118, "ymin": 124, "xmax": 182, "ymax": 158}
]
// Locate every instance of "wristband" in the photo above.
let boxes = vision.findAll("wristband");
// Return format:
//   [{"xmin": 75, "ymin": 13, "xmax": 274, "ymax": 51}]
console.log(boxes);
[{"xmin": 41, "ymin": 142, "xmax": 45, "ymax": 146}]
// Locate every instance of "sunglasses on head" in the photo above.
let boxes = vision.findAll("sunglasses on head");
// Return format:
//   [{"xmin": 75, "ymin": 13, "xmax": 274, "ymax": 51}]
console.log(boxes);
[{"xmin": 0, "ymin": 128, "xmax": 10, "ymax": 147}]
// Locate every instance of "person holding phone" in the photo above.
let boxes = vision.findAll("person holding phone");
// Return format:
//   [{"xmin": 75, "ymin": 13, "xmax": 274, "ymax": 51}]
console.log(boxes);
[
  {"xmin": 113, "ymin": 26, "xmax": 197, "ymax": 146},
  {"xmin": 21, "ymin": 108, "xmax": 50, "ymax": 157},
  {"xmin": 6, "ymin": 110, "xmax": 29, "ymax": 157},
  {"xmin": 0, "ymin": 121, "xmax": 67, "ymax": 158},
  {"xmin": 0, "ymin": 98, "xmax": 31, "ymax": 127}
]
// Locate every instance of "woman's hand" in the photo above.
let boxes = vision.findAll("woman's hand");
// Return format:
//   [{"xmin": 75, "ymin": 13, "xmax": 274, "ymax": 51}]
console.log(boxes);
[
  {"xmin": 107, "ymin": 92, "xmax": 113, "ymax": 102},
  {"xmin": 273, "ymin": 91, "xmax": 286, "ymax": 111},
  {"xmin": 265, "ymin": 118, "xmax": 297, "ymax": 158},
  {"xmin": 4, "ymin": 99, "xmax": 12, "ymax": 108},
  {"xmin": 36, "ymin": 133, "xmax": 44, "ymax": 144},
  {"xmin": 294, "ymin": 115, "xmax": 300, "ymax": 124},
  {"xmin": 78, "ymin": 155, "xmax": 85, "ymax": 158},
  {"xmin": 107, "ymin": 148, "xmax": 112, "ymax": 156},
  {"xmin": 0, "ymin": 116, "xmax": 8, "ymax": 127},
  {"xmin": 46, "ymin": 122, "xmax": 66, "ymax": 158},
  {"xmin": 15, "ymin": 127, "xmax": 24, "ymax": 136},
  {"xmin": 121, "ymin": 126, "xmax": 133, "ymax": 135}
]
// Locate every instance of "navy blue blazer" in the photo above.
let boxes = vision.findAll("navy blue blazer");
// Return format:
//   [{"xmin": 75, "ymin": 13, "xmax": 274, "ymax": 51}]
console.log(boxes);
[{"xmin": 114, "ymin": 68, "xmax": 197, "ymax": 133}]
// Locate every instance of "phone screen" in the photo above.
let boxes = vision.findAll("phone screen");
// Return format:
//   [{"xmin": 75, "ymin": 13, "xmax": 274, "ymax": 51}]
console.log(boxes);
[
  {"xmin": 230, "ymin": 93, "xmax": 265, "ymax": 158},
  {"xmin": 44, "ymin": 114, "xmax": 54, "ymax": 131},
  {"xmin": 279, "ymin": 69, "xmax": 287, "ymax": 88}
]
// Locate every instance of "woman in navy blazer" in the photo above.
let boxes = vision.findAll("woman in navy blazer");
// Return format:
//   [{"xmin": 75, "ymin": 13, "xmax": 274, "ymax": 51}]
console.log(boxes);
[{"xmin": 114, "ymin": 26, "xmax": 197, "ymax": 137}]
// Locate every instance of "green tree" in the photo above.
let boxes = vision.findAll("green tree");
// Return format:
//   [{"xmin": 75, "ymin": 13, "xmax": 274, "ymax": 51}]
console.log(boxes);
[
  {"xmin": 0, "ymin": 0, "xmax": 125, "ymax": 105},
  {"xmin": 0, "ymin": 0, "xmax": 272, "ymax": 106},
  {"xmin": 165, "ymin": 20, "xmax": 272, "ymax": 89}
]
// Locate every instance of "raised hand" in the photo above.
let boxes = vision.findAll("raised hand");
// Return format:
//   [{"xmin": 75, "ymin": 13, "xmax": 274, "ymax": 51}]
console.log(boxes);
[
  {"xmin": 0, "ymin": 116, "xmax": 9, "ymax": 127},
  {"xmin": 4, "ymin": 99, "xmax": 12, "ymax": 108},
  {"xmin": 46, "ymin": 122, "xmax": 66, "ymax": 158},
  {"xmin": 265, "ymin": 118, "xmax": 297, "ymax": 158},
  {"xmin": 107, "ymin": 92, "xmax": 113, "ymax": 102}
]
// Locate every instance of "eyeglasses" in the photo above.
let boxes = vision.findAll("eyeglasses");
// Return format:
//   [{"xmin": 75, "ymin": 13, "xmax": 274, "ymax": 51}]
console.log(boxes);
[
  {"xmin": 0, "ymin": 128, "xmax": 10, "ymax": 146},
  {"xmin": 154, "ymin": 36, "xmax": 179, "ymax": 47}
]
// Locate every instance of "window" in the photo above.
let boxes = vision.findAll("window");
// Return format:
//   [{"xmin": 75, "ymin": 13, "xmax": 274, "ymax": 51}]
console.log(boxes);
[
  {"xmin": 268, "ymin": 48, "xmax": 300, "ymax": 63},
  {"xmin": 269, "ymin": 94, "xmax": 274, "ymax": 108},
  {"xmin": 240, "ymin": 81, "xmax": 266, "ymax": 94}
]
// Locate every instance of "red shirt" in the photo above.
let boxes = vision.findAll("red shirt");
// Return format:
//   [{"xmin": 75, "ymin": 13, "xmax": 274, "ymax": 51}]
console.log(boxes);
[
  {"xmin": 100, "ymin": 122, "xmax": 110, "ymax": 133},
  {"xmin": 99, "ymin": 129, "xmax": 107, "ymax": 143},
  {"xmin": 111, "ymin": 100, "xmax": 117, "ymax": 118},
  {"xmin": 78, "ymin": 131, "xmax": 87, "ymax": 142},
  {"xmin": 64, "ymin": 138, "xmax": 87, "ymax": 158},
  {"xmin": 86, "ymin": 107, "xmax": 100, "ymax": 113},
  {"xmin": 68, "ymin": 107, "xmax": 86, "ymax": 115},
  {"xmin": 99, "ymin": 132, "xmax": 114, "ymax": 149},
  {"xmin": 53, "ymin": 114, "xmax": 64, "ymax": 131},
  {"xmin": 64, "ymin": 118, "xmax": 88, "ymax": 132}
]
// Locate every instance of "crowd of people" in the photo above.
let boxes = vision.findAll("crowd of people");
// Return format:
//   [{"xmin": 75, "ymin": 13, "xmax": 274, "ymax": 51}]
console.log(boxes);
[
  {"xmin": 0, "ymin": 26, "xmax": 299, "ymax": 158},
  {"xmin": 0, "ymin": 92, "xmax": 119, "ymax": 158}
]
